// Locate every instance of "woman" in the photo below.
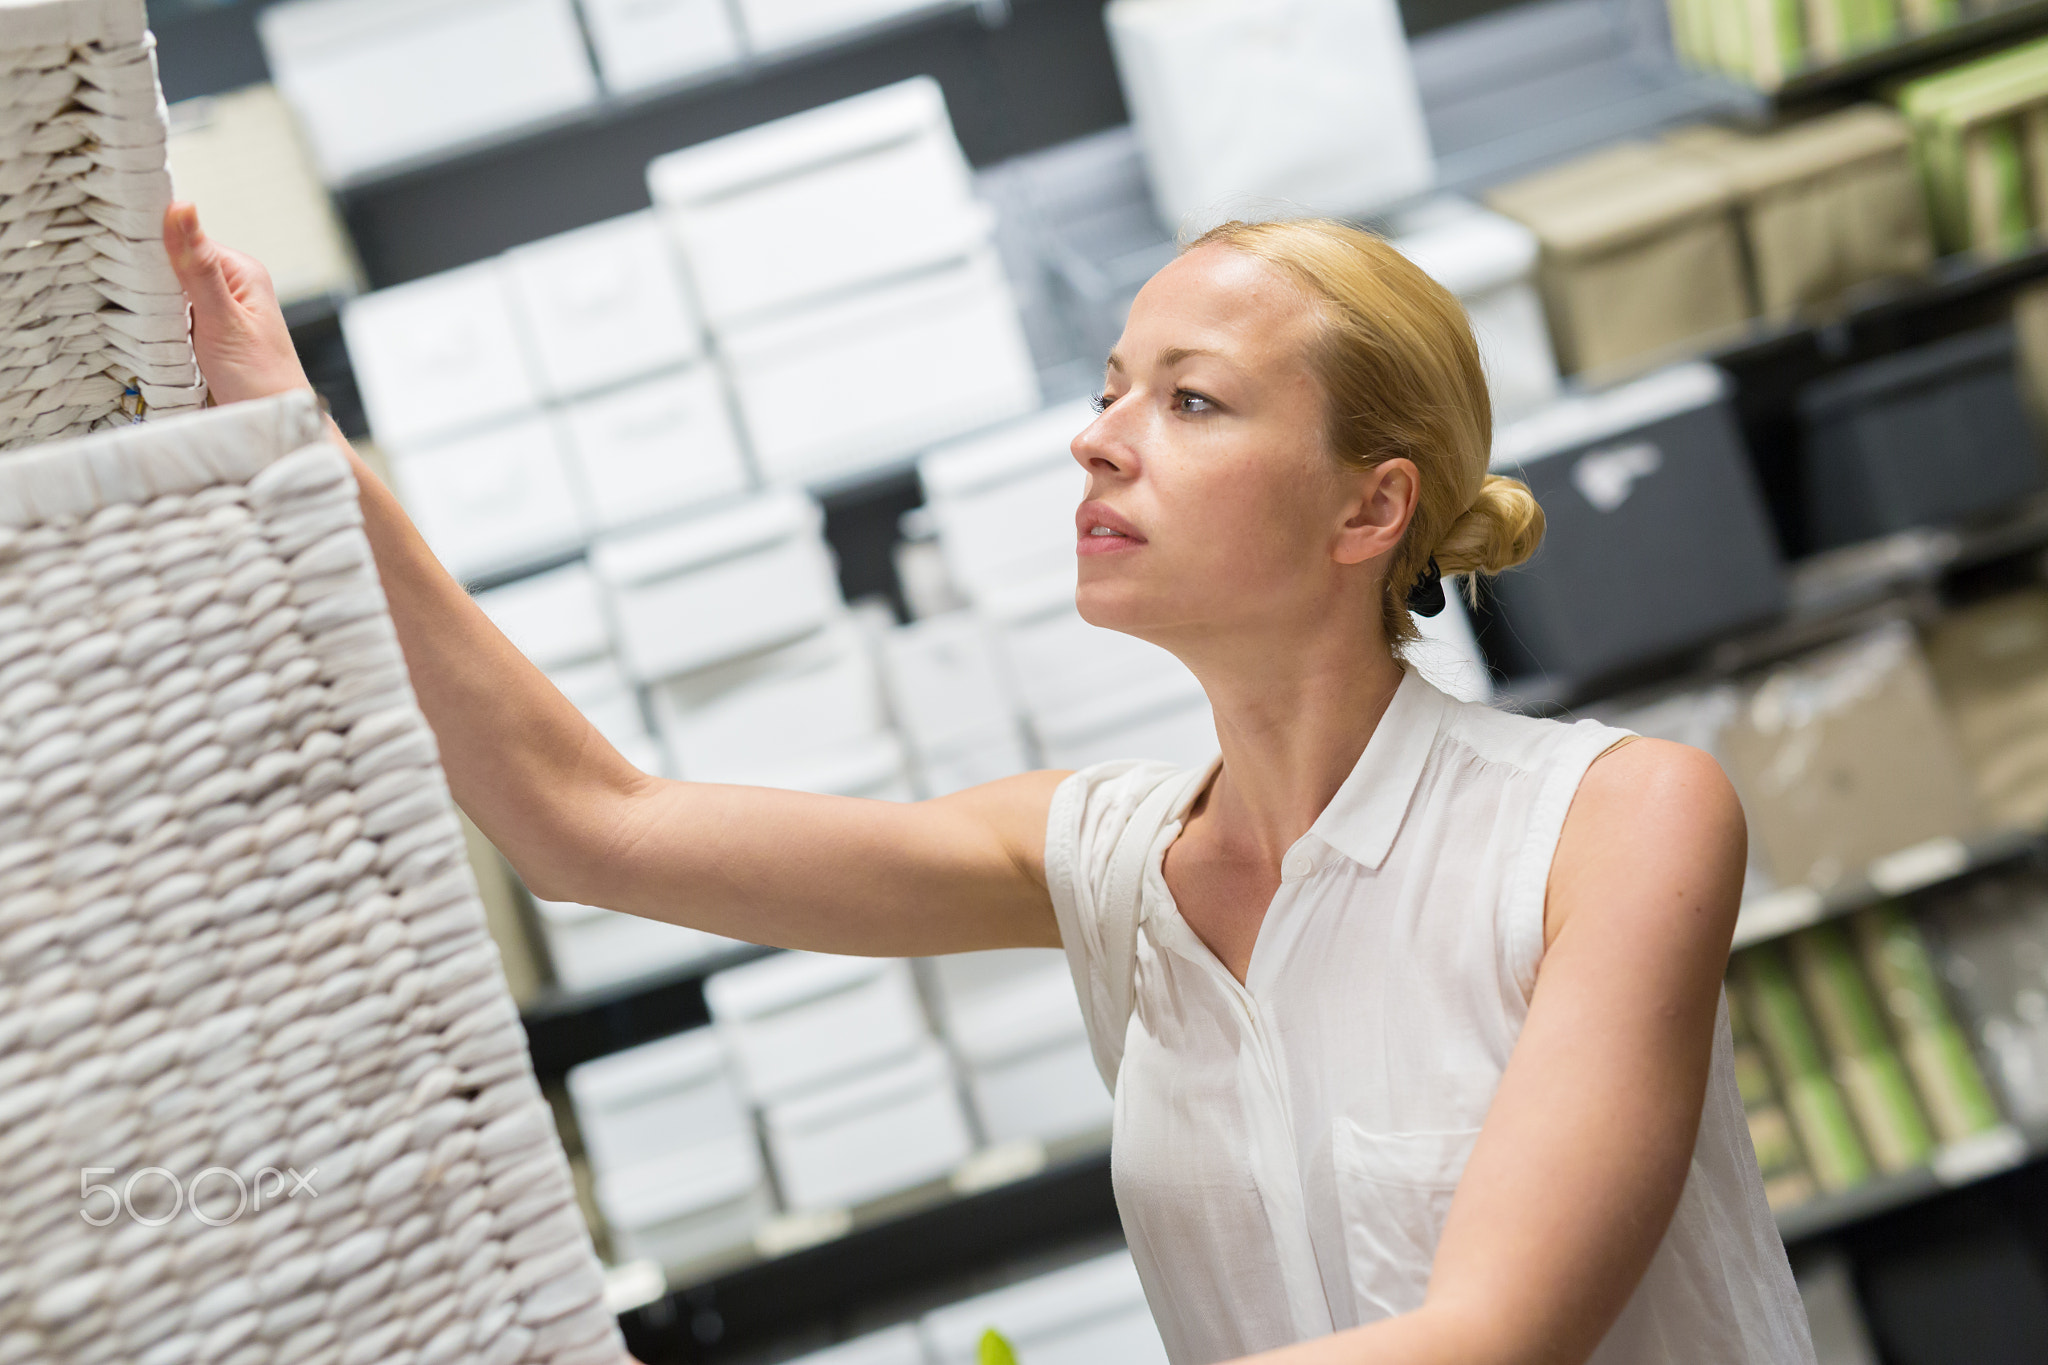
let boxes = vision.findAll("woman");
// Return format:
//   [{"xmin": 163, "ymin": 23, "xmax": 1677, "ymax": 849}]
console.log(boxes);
[{"xmin": 164, "ymin": 202, "xmax": 1814, "ymax": 1365}]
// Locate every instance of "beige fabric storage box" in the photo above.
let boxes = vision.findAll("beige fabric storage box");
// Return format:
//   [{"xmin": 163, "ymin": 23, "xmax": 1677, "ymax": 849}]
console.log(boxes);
[
  {"xmin": 1485, "ymin": 141, "xmax": 1748, "ymax": 375},
  {"xmin": 1925, "ymin": 588, "xmax": 2048, "ymax": 832},
  {"xmin": 1720, "ymin": 623, "xmax": 1981, "ymax": 891},
  {"xmin": 1663, "ymin": 106, "xmax": 1931, "ymax": 320}
]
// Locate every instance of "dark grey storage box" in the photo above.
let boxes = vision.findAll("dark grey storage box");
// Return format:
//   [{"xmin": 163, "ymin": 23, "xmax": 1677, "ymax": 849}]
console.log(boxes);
[
  {"xmin": 1485, "ymin": 363, "xmax": 1787, "ymax": 686},
  {"xmin": 1798, "ymin": 324, "xmax": 2044, "ymax": 550}
]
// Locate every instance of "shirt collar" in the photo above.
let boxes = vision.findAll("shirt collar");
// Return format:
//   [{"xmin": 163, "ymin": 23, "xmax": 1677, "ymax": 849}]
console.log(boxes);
[{"xmin": 1302, "ymin": 667, "xmax": 1448, "ymax": 873}]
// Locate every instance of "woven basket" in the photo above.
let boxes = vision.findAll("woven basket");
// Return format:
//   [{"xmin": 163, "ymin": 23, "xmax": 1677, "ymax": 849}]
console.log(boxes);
[
  {"xmin": 1, "ymin": 0, "xmax": 207, "ymax": 451},
  {"xmin": 0, "ymin": 391, "xmax": 623, "ymax": 1365}
]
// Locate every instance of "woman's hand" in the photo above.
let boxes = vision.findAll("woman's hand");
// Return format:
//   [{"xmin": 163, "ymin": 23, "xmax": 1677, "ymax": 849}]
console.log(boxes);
[{"xmin": 163, "ymin": 202, "xmax": 312, "ymax": 405}]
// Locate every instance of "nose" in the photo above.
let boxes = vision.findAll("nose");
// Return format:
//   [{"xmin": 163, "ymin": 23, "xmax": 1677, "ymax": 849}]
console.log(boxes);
[{"xmin": 1071, "ymin": 402, "xmax": 1137, "ymax": 480}]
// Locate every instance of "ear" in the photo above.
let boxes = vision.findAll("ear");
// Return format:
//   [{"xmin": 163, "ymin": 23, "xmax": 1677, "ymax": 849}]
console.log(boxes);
[{"xmin": 1332, "ymin": 457, "xmax": 1420, "ymax": 567}]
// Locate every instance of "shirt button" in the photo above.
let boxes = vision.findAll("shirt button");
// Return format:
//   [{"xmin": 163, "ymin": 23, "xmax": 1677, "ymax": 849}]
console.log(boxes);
[{"xmin": 1282, "ymin": 852, "xmax": 1309, "ymax": 880}]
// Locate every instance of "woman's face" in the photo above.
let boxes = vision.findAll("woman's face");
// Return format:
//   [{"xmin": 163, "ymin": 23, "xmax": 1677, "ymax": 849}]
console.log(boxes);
[{"xmin": 1073, "ymin": 244, "xmax": 1406, "ymax": 651}]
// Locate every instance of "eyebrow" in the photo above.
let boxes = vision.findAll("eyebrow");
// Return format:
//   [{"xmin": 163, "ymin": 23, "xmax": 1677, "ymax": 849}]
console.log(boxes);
[{"xmin": 1103, "ymin": 345, "xmax": 1225, "ymax": 373}]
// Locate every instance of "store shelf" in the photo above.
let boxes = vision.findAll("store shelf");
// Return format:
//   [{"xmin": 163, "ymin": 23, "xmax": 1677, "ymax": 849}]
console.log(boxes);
[
  {"xmin": 1756, "ymin": 2, "xmax": 2048, "ymax": 108},
  {"xmin": 521, "ymin": 944, "xmax": 778, "ymax": 1085},
  {"xmin": 1777, "ymin": 1124, "xmax": 2048, "ymax": 1245},
  {"xmin": 1732, "ymin": 828, "xmax": 2041, "ymax": 951},
  {"xmin": 616, "ymin": 1139, "xmax": 1119, "ymax": 1360}
]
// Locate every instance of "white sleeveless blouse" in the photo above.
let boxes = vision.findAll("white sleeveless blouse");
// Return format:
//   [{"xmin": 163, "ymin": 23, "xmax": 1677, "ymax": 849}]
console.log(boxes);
[{"xmin": 1043, "ymin": 669, "xmax": 1815, "ymax": 1365}]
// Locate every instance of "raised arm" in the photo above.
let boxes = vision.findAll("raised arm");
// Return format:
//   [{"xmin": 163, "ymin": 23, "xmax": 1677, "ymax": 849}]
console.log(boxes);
[
  {"xmin": 1241, "ymin": 738, "xmax": 1747, "ymax": 1365},
  {"xmin": 164, "ymin": 204, "xmax": 1064, "ymax": 957}
]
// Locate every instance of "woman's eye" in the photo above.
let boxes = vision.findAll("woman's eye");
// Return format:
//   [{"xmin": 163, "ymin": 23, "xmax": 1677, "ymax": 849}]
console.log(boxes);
[
  {"xmin": 1174, "ymin": 390, "xmax": 1214, "ymax": 414},
  {"xmin": 1089, "ymin": 392, "xmax": 1115, "ymax": 414}
]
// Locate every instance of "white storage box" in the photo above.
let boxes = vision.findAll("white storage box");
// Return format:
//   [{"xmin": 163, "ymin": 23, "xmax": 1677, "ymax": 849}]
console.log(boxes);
[
  {"xmin": 925, "ymin": 951, "xmax": 1108, "ymax": 1145},
  {"xmin": 983, "ymin": 574, "xmax": 1197, "ymax": 726},
  {"xmin": 705, "ymin": 951, "xmax": 931, "ymax": 1103},
  {"xmin": 537, "ymin": 897, "xmax": 742, "ymax": 992},
  {"xmin": 341, "ymin": 260, "xmax": 538, "ymax": 446},
  {"xmin": 1391, "ymin": 197, "xmax": 1559, "ymax": 420},
  {"xmin": 736, "ymin": 0, "xmax": 962, "ymax": 55},
  {"xmin": 919, "ymin": 401, "xmax": 1091, "ymax": 603},
  {"xmin": 605, "ymin": 1138, "xmax": 775, "ymax": 1270},
  {"xmin": 569, "ymin": 1028, "xmax": 751, "ymax": 1172},
  {"xmin": 719, "ymin": 251, "xmax": 1041, "ymax": 488},
  {"xmin": 258, "ymin": 0, "xmax": 599, "ymax": 183},
  {"xmin": 474, "ymin": 561, "xmax": 611, "ymax": 671},
  {"xmin": 1105, "ymin": 0, "xmax": 1432, "ymax": 231},
  {"xmin": 1034, "ymin": 678, "xmax": 1217, "ymax": 773},
  {"xmin": 503, "ymin": 211, "xmax": 707, "ymax": 399},
  {"xmin": 590, "ymin": 492, "xmax": 844, "ymax": 680},
  {"xmin": 922, "ymin": 1251, "xmax": 1169, "ymax": 1365},
  {"xmin": 877, "ymin": 612, "xmax": 1023, "ymax": 757},
  {"xmin": 762, "ymin": 1043, "xmax": 975, "ymax": 1211},
  {"xmin": 650, "ymin": 619, "xmax": 890, "ymax": 783},
  {"xmin": 560, "ymin": 367, "xmax": 751, "ymax": 533},
  {"xmin": 578, "ymin": 0, "xmax": 742, "ymax": 94},
  {"xmin": 565, "ymin": 1029, "xmax": 773, "ymax": 1269},
  {"xmin": 647, "ymin": 77, "xmax": 987, "ymax": 326},
  {"xmin": 782, "ymin": 1326, "xmax": 928, "ymax": 1365},
  {"xmin": 389, "ymin": 416, "xmax": 585, "ymax": 582}
]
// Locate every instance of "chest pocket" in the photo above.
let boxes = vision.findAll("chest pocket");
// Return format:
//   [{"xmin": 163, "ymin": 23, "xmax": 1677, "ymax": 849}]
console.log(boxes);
[{"xmin": 1330, "ymin": 1116, "xmax": 1480, "ymax": 1321}]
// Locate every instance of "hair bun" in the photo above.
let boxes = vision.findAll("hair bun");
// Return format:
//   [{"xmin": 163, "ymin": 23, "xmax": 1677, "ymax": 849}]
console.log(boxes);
[{"xmin": 1432, "ymin": 474, "xmax": 1544, "ymax": 579}]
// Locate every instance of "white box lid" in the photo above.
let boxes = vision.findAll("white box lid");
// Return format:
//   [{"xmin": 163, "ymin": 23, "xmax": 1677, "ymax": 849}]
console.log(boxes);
[
  {"xmin": 942, "ymin": 966, "xmax": 1087, "ymax": 1066},
  {"xmin": 1492, "ymin": 363, "xmax": 1725, "ymax": 471},
  {"xmin": 590, "ymin": 489, "xmax": 823, "ymax": 587},
  {"xmin": 705, "ymin": 949, "xmax": 907, "ymax": 1023},
  {"xmin": 647, "ymin": 76, "xmax": 954, "ymax": 206},
  {"xmin": 592, "ymin": 1133, "xmax": 765, "ymax": 1226},
  {"xmin": 340, "ymin": 258, "xmax": 538, "ymax": 446},
  {"xmin": 922, "ymin": 1252, "xmax": 1149, "ymax": 1358},
  {"xmin": 502, "ymin": 210, "xmax": 705, "ymax": 397},
  {"xmin": 473, "ymin": 561, "xmax": 609, "ymax": 671},
  {"xmin": 764, "ymin": 1041, "xmax": 955, "ymax": 1135},
  {"xmin": 567, "ymin": 1025, "xmax": 731, "ymax": 1109}
]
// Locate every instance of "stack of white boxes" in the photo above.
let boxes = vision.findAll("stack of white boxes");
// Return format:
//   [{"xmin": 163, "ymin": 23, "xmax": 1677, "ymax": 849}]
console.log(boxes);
[
  {"xmin": 917, "ymin": 401, "xmax": 1219, "ymax": 771},
  {"xmin": 921, "ymin": 949, "xmax": 1110, "ymax": 1147},
  {"xmin": 474, "ymin": 562, "xmax": 745, "ymax": 990},
  {"xmin": 649, "ymin": 77, "xmax": 1041, "ymax": 490},
  {"xmin": 342, "ymin": 207, "xmax": 743, "ymax": 584},
  {"xmin": 707, "ymin": 951, "xmax": 976, "ymax": 1213},
  {"xmin": 566, "ymin": 1027, "xmax": 776, "ymax": 1272},
  {"xmin": 875, "ymin": 611, "xmax": 1032, "ymax": 796},
  {"xmin": 592, "ymin": 489, "xmax": 913, "ymax": 797},
  {"xmin": 2, "ymin": 0, "xmax": 206, "ymax": 449}
]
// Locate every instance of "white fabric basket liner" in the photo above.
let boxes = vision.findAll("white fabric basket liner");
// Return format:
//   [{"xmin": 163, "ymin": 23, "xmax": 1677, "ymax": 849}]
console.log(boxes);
[{"xmin": 0, "ymin": 391, "xmax": 621, "ymax": 1365}]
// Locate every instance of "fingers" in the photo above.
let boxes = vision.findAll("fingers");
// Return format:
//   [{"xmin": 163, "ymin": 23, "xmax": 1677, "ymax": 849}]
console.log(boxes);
[{"xmin": 163, "ymin": 202, "xmax": 238, "ymax": 317}]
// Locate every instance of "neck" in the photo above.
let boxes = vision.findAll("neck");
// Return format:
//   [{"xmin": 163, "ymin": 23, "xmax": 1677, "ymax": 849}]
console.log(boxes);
[{"xmin": 1163, "ymin": 608, "xmax": 1407, "ymax": 867}]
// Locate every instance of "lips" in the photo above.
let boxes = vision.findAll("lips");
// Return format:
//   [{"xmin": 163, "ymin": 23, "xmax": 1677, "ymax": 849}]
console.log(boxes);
[{"xmin": 1076, "ymin": 501, "xmax": 1146, "ymax": 551}]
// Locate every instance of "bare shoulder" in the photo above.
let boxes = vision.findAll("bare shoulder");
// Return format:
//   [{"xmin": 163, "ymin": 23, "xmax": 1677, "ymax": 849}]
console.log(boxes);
[{"xmin": 1544, "ymin": 738, "xmax": 1746, "ymax": 948}]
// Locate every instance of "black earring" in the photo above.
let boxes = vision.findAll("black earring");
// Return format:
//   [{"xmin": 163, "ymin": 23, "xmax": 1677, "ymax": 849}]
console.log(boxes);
[{"xmin": 1406, "ymin": 557, "xmax": 1446, "ymax": 618}]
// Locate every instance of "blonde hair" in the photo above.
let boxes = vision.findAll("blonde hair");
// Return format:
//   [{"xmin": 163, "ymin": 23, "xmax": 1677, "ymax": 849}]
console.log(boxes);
[{"xmin": 1186, "ymin": 218, "xmax": 1544, "ymax": 646}]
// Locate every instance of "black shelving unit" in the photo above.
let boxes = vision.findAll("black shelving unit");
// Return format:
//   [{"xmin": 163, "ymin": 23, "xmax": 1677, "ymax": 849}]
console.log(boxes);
[
  {"xmin": 1763, "ymin": 1, "xmax": 2048, "ymax": 109},
  {"xmin": 619, "ymin": 1147, "xmax": 1121, "ymax": 1363}
]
